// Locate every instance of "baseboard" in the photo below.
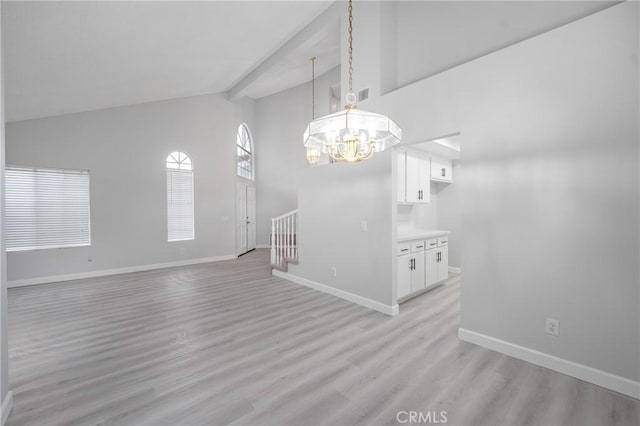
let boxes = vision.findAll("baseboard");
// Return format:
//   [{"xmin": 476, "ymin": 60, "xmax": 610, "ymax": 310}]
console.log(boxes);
[
  {"xmin": 8, "ymin": 255, "xmax": 237, "ymax": 288},
  {"xmin": 272, "ymin": 270, "xmax": 399, "ymax": 316},
  {"xmin": 256, "ymin": 244, "xmax": 270, "ymax": 249},
  {"xmin": 448, "ymin": 266, "xmax": 461, "ymax": 274},
  {"xmin": 1, "ymin": 391, "xmax": 13, "ymax": 426},
  {"xmin": 458, "ymin": 328, "xmax": 640, "ymax": 400}
]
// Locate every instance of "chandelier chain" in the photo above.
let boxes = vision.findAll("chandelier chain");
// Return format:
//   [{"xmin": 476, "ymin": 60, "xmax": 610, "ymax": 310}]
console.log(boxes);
[{"xmin": 348, "ymin": 0, "xmax": 353, "ymax": 94}]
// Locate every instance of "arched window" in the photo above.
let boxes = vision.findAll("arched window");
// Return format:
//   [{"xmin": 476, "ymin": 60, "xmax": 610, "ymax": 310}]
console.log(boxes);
[
  {"xmin": 236, "ymin": 123, "xmax": 253, "ymax": 180},
  {"xmin": 166, "ymin": 151, "xmax": 194, "ymax": 241},
  {"xmin": 166, "ymin": 151, "xmax": 193, "ymax": 170}
]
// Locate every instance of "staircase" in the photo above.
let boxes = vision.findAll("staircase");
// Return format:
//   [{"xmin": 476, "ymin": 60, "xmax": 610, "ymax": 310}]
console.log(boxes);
[{"xmin": 270, "ymin": 209, "xmax": 298, "ymax": 272}]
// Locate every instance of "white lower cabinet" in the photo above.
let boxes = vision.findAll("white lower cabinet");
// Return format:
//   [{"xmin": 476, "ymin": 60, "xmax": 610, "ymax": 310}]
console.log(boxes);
[
  {"xmin": 397, "ymin": 236, "xmax": 449, "ymax": 301},
  {"xmin": 397, "ymin": 254, "xmax": 412, "ymax": 299},
  {"xmin": 411, "ymin": 252, "xmax": 426, "ymax": 293},
  {"xmin": 397, "ymin": 252, "xmax": 425, "ymax": 299},
  {"xmin": 437, "ymin": 237, "xmax": 449, "ymax": 282},
  {"xmin": 437, "ymin": 246, "xmax": 449, "ymax": 282},
  {"xmin": 425, "ymin": 247, "xmax": 438, "ymax": 289}
]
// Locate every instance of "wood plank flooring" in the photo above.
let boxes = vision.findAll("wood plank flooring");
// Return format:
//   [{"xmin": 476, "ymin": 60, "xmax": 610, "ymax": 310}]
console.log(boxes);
[{"xmin": 7, "ymin": 249, "xmax": 640, "ymax": 426}]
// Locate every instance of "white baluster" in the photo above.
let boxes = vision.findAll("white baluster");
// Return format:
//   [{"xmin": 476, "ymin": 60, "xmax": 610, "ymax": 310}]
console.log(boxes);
[
  {"xmin": 279, "ymin": 219, "xmax": 282, "ymax": 265},
  {"xmin": 276, "ymin": 219, "xmax": 280, "ymax": 266},
  {"xmin": 287, "ymin": 215, "xmax": 291, "ymax": 259},
  {"xmin": 270, "ymin": 219, "xmax": 275, "ymax": 265}
]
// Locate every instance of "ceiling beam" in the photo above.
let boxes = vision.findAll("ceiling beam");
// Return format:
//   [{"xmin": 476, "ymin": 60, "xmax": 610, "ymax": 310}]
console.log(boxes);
[{"xmin": 225, "ymin": 1, "xmax": 342, "ymax": 101}]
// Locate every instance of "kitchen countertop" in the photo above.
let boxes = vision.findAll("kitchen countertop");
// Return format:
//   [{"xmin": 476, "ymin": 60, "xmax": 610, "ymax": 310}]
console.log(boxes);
[{"xmin": 397, "ymin": 229, "xmax": 450, "ymax": 242}]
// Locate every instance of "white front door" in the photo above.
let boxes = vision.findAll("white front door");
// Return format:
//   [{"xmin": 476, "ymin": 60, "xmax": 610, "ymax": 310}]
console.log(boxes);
[
  {"xmin": 236, "ymin": 183, "xmax": 257, "ymax": 256},
  {"xmin": 246, "ymin": 186, "xmax": 256, "ymax": 251}
]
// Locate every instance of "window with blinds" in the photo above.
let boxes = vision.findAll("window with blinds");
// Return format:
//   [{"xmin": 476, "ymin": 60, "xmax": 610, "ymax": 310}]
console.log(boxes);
[
  {"xmin": 166, "ymin": 152, "xmax": 194, "ymax": 242},
  {"xmin": 5, "ymin": 166, "xmax": 91, "ymax": 251}
]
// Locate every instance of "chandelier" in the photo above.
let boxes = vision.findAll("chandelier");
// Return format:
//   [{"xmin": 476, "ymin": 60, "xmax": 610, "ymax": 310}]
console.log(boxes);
[{"xmin": 303, "ymin": 0, "xmax": 401, "ymax": 163}]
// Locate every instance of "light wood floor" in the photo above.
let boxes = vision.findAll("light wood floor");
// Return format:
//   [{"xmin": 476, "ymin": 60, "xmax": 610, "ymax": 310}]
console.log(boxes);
[{"xmin": 7, "ymin": 249, "xmax": 640, "ymax": 426}]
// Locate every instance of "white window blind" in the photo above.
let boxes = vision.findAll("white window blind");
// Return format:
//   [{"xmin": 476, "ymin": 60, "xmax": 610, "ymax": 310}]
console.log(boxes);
[
  {"xmin": 5, "ymin": 166, "xmax": 91, "ymax": 252},
  {"xmin": 167, "ymin": 169, "xmax": 194, "ymax": 242}
]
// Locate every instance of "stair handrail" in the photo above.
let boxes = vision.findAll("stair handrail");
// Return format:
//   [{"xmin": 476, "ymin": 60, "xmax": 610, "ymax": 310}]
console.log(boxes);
[{"xmin": 271, "ymin": 209, "xmax": 298, "ymax": 221}]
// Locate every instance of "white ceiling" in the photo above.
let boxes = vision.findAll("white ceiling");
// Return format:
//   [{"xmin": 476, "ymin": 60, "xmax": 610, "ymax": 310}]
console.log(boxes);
[
  {"xmin": 2, "ymin": 0, "xmax": 333, "ymax": 122},
  {"xmin": 2, "ymin": 1, "xmax": 619, "ymax": 123}
]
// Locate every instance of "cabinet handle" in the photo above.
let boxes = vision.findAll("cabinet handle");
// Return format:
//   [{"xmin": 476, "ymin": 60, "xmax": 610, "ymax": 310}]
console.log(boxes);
[
  {"xmin": 411, "ymin": 258, "xmax": 415, "ymax": 270},
  {"xmin": 441, "ymin": 168, "xmax": 446, "ymax": 177},
  {"xmin": 401, "ymin": 248, "xmax": 409, "ymax": 252}
]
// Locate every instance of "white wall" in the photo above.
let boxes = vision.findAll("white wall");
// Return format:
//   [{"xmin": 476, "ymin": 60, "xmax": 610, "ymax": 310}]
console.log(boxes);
[
  {"xmin": 5, "ymin": 94, "xmax": 255, "ymax": 282},
  {"xmin": 347, "ymin": 1, "xmax": 638, "ymax": 389},
  {"xmin": 397, "ymin": 183, "xmax": 439, "ymax": 233},
  {"xmin": 254, "ymin": 66, "xmax": 339, "ymax": 246},
  {"xmin": 383, "ymin": 1, "xmax": 618, "ymax": 92},
  {"xmin": 289, "ymin": 151, "xmax": 394, "ymax": 308},
  {"xmin": 454, "ymin": 2, "xmax": 639, "ymax": 383}
]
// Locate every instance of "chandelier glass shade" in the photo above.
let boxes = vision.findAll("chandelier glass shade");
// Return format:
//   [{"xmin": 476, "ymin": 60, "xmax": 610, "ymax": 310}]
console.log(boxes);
[
  {"xmin": 303, "ymin": 106, "xmax": 401, "ymax": 163},
  {"xmin": 306, "ymin": 146, "xmax": 321, "ymax": 166},
  {"xmin": 302, "ymin": 0, "xmax": 401, "ymax": 163}
]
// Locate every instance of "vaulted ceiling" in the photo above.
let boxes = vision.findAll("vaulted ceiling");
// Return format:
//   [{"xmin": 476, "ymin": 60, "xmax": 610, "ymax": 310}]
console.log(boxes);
[
  {"xmin": 2, "ymin": 1, "xmax": 334, "ymax": 122},
  {"xmin": 2, "ymin": 1, "xmax": 618, "ymax": 123}
]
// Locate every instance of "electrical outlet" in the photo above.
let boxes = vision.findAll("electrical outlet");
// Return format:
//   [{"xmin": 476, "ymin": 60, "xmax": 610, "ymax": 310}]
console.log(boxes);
[
  {"xmin": 361, "ymin": 221, "xmax": 368, "ymax": 232},
  {"xmin": 330, "ymin": 266, "xmax": 337, "ymax": 277},
  {"xmin": 546, "ymin": 318, "xmax": 560, "ymax": 336},
  {"xmin": 179, "ymin": 247, "xmax": 186, "ymax": 257},
  {"xmin": 87, "ymin": 256, "xmax": 92, "ymax": 263}
]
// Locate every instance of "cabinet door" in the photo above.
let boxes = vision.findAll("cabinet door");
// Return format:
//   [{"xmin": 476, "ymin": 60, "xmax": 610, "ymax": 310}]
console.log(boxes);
[
  {"xmin": 411, "ymin": 253, "xmax": 426, "ymax": 293},
  {"xmin": 407, "ymin": 153, "xmax": 430, "ymax": 203},
  {"xmin": 431, "ymin": 158, "xmax": 453, "ymax": 183},
  {"xmin": 418, "ymin": 157, "xmax": 430, "ymax": 203},
  {"xmin": 397, "ymin": 151, "xmax": 406, "ymax": 203},
  {"xmin": 397, "ymin": 254, "xmax": 412, "ymax": 299},
  {"xmin": 405, "ymin": 154, "xmax": 421, "ymax": 203},
  {"xmin": 437, "ymin": 246, "xmax": 449, "ymax": 282},
  {"xmin": 425, "ymin": 249, "xmax": 439, "ymax": 288}
]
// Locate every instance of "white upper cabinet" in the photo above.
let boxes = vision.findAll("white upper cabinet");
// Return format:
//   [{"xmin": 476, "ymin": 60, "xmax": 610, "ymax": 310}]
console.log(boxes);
[
  {"xmin": 397, "ymin": 151, "xmax": 406, "ymax": 203},
  {"xmin": 430, "ymin": 157, "xmax": 453, "ymax": 183},
  {"xmin": 398, "ymin": 150, "xmax": 430, "ymax": 204}
]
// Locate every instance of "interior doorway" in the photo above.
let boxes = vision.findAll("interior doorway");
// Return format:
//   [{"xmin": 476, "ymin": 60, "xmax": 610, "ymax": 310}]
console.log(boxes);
[{"xmin": 236, "ymin": 183, "xmax": 256, "ymax": 256}]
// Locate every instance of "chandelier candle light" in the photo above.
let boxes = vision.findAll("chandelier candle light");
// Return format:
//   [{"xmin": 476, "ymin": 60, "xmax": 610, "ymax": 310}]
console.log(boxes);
[{"xmin": 303, "ymin": 0, "xmax": 401, "ymax": 163}]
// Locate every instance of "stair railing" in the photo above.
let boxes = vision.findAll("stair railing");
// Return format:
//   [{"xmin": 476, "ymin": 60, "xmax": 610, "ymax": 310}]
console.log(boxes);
[{"xmin": 271, "ymin": 209, "xmax": 298, "ymax": 267}]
